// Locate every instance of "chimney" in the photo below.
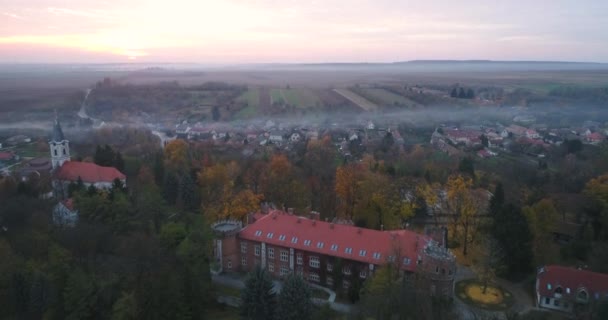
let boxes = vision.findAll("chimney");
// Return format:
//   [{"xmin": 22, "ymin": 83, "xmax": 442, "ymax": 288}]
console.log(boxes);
[
  {"xmin": 380, "ymin": 224, "xmax": 384, "ymax": 231},
  {"xmin": 288, "ymin": 208, "xmax": 294, "ymax": 215}
]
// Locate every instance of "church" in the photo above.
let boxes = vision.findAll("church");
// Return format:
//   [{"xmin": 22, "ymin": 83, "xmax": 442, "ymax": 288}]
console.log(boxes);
[{"xmin": 49, "ymin": 117, "xmax": 126, "ymax": 198}]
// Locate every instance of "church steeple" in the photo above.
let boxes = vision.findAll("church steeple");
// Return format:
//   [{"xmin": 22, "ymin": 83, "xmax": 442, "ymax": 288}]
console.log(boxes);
[{"xmin": 50, "ymin": 113, "xmax": 70, "ymax": 170}]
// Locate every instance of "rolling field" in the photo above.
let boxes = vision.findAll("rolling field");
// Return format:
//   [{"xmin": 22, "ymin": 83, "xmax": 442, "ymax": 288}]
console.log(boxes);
[
  {"xmin": 333, "ymin": 88, "xmax": 377, "ymax": 111},
  {"xmin": 361, "ymin": 88, "xmax": 419, "ymax": 107}
]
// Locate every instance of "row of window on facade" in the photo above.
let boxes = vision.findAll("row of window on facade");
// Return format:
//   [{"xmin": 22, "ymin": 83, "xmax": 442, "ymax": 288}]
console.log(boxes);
[
  {"xmin": 250, "ymin": 233, "xmax": 386, "ymax": 260},
  {"xmin": 242, "ymin": 242, "xmax": 411, "ymax": 266},
  {"xmin": 546, "ymin": 283, "xmax": 607, "ymax": 301}
]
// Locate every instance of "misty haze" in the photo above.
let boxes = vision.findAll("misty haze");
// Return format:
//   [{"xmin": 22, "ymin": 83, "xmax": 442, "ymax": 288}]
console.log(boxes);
[{"xmin": 2, "ymin": 1, "xmax": 608, "ymax": 320}]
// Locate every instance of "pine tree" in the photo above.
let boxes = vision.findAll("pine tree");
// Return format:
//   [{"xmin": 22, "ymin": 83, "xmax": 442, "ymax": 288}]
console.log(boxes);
[
  {"xmin": 458, "ymin": 87, "xmax": 466, "ymax": 99},
  {"xmin": 111, "ymin": 291, "xmax": 139, "ymax": 320},
  {"xmin": 276, "ymin": 274, "xmax": 313, "ymax": 320},
  {"xmin": 114, "ymin": 151, "xmax": 125, "ymax": 173},
  {"xmin": 466, "ymin": 88, "xmax": 475, "ymax": 99},
  {"xmin": 489, "ymin": 182, "xmax": 504, "ymax": 215},
  {"xmin": 241, "ymin": 265, "xmax": 276, "ymax": 320},
  {"xmin": 450, "ymin": 87, "xmax": 458, "ymax": 98}
]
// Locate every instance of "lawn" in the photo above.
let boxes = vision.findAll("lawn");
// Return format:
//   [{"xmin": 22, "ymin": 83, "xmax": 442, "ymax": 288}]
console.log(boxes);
[{"xmin": 361, "ymin": 88, "xmax": 418, "ymax": 107}]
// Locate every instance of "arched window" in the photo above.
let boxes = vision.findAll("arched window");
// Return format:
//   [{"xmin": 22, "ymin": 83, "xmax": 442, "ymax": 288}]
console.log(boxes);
[
  {"xmin": 54, "ymin": 149, "xmax": 57, "ymax": 156},
  {"xmin": 578, "ymin": 289, "xmax": 589, "ymax": 302},
  {"xmin": 63, "ymin": 148, "xmax": 66, "ymax": 155}
]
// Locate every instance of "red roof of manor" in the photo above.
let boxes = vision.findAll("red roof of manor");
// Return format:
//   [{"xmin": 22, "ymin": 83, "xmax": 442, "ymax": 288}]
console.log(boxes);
[
  {"xmin": 55, "ymin": 161, "xmax": 125, "ymax": 183},
  {"xmin": 239, "ymin": 210, "xmax": 430, "ymax": 271},
  {"xmin": 537, "ymin": 265, "xmax": 608, "ymax": 299}
]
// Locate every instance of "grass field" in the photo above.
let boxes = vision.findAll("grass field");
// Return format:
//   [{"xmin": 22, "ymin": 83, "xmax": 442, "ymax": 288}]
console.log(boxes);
[
  {"xmin": 333, "ymin": 88, "xmax": 377, "ymax": 111},
  {"xmin": 361, "ymin": 88, "xmax": 418, "ymax": 107},
  {"xmin": 235, "ymin": 89, "xmax": 260, "ymax": 119},
  {"xmin": 270, "ymin": 89, "xmax": 284, "ymax": 105},
  {"xmin": 281, "ymin": 88, "xmax": 322, "ymax": 108}
]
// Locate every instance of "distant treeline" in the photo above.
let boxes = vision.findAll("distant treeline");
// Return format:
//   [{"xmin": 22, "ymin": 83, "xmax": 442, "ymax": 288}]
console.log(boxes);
[{"xmin": 549, "ymin": 86, "xmax": 608, "ymax": 104}]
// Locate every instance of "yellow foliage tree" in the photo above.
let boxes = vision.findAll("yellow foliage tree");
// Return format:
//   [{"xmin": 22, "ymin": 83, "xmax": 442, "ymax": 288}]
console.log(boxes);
[
  {"xmin": 446, "ymin": 174, "xmax": 478, "ymax": 256},
  {"xmin": 164, "ymin": 139, "xmax": 189, "ymax": 173},
  {"xmin": 523, "ymin": 198, "xmax": 559, "ymax": 266}
]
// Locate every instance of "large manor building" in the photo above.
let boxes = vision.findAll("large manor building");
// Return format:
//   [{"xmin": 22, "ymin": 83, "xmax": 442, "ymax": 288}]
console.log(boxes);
[{"xmin": 212, "ymin": 210, "xmax": 456, "ymax": 298}]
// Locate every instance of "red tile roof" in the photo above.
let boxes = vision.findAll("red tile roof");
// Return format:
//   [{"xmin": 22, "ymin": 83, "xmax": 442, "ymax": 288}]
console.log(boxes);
[
  {"xmin": 55, "ymin": 161, "xmax": 125, "ymax": 183},
  {"xmin": 537, "ymin": 265, "xmax": 608, "ymax": 299},
  {"xmin": 62, "ymin": 198, "xmax": 75, "ymax": 211},
  {"xmin": 0, "ymin": 152, "xmax": 14, "ymax": 161},
  {"xmin": 239, "ymin": 210, "xmax": 429, "ymax": 271},
  {"xmin": 587, "ymin": 132, "xmax": 604, "ymax": 141}
]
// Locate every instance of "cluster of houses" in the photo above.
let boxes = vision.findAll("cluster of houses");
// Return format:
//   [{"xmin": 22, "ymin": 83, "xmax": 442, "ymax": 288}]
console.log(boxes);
[
  {"xmin": 168, "ymin": 119, "xmax": 404, "ymax": 159},
  {"xmin": 431, "ymin": 120, "xmax": 607, "ymax": 159}
]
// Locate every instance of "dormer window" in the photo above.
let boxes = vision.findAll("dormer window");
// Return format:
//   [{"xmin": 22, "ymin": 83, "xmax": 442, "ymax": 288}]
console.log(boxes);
[
  {"xmin": 267, "ymin": 233, "xmax": 273, "ymax": 239},
  {"xmin": 372, "ymin": 252, "xmax": 381, "ymax": 260},
  {"xmin": 254, "ymin": 230, "xmax": 262, "ymax": 236},
  {"xmin": 547, "ymin": 283, "xmax": 552, "ymax": 290},
  {"xmin": 359, "ymin": 250, "xmax": 367, "ymax": 257},
  {"xmin": 291, "ymin": 237, "xmax": 298, "ymax": 244},
  {"xmin": 330, "ymin": 244, "xmax": 338, "ymax": 251},
  {"xmin": 279, "ymin": 235, "xmax": 286, "ymax": 241},
  {"xmin": 304, "ymin": 240, "xmax": 311, "ymax": 246},
  {"xmin": 345, "ymin": 247, "xmax": 353, "ymax": 254},
  {"xmin": 403, "ymin": 257, "xmax": 411, "ymax": 265},
  {"xmin": 317, "ymin": 242, "xmax": 324, "ymax": 249}
]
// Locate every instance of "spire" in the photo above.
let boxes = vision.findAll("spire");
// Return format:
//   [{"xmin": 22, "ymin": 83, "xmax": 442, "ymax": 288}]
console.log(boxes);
[{"xmin": 51, "ymin": 113, "xmax": 65, "ymax": 142}]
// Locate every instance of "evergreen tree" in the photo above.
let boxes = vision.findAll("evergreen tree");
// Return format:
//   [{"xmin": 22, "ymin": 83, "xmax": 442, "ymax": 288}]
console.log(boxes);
[
  {"xmin": 466, "ymin": 88, "xmax": 475, "ymax": 99},
  {"xmin": 458, "ymin": 157, "xmax": 475, "ymax": 178},
  {"xmin": 162, "ymin": 173, "xmax": 179, "ymax": 205},
  {"xmin": 111, "ymin": 292, "xmax": 139, "ymax": 320},
  {"xmin": 458, "ymin": 87, "xmax": 466, "ymax": 98},
  {"xmin": 489, "ymin": 182, "xmax": 504, "ymax": 215},
  {"xmin": 63, "ymin": 269, "xmax": 98, "ymax": 320},
  {"xmin": 450, "ymin": 87, "xmax": 458, "ymax": 98},
  {"xmin": 491, "ymin": 204, "xmax": 533, "ymax": 276},
  {"xmin": 241, "ymin": 265, "xmax": 276, "ymax": 320},
  {"xmin": 115, "ymin": 151, "xmax": 125, "ymax": 173},
  {"xmin": 480, "ymin": 134, "xmax": 489, "ymax": 148},
  {"xmin": 276, "ymin": 274, "xmax": 313, "ymax": 320}
]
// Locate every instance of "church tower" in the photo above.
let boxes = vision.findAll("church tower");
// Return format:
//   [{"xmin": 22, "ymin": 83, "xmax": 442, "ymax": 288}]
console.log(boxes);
[{"xmin": 50, "ymin": 116, "xmax": 70, "ymax": 170}]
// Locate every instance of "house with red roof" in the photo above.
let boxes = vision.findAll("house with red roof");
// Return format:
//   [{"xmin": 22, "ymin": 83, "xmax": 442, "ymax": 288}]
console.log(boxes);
[
  {"xmin": 536, "ymin": 265, "xmax": 608, "ymax": 315},
  {"xmin": 585, "ymin": 132, "xmax": 604, "ymax": 145},
  {"xmin": 212, "ymin": 210, "xmax": 456, "ymax": 298}
]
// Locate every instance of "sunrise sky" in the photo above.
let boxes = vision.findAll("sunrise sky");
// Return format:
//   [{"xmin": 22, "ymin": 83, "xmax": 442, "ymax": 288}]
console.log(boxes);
[{"xmin": 1, "ymin": 0, "xmax": 607, "ymax": 64}]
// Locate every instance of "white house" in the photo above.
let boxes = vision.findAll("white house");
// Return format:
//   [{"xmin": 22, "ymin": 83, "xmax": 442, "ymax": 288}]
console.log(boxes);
[
  {"xmin": 53, "ymin": 198, "xmax": 78, "ymax": 227},
  {"xmin": 290, "ymin": 132, "xmax": 302, "ymax": 143}
]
